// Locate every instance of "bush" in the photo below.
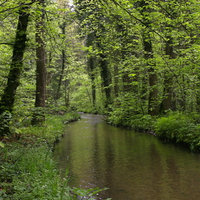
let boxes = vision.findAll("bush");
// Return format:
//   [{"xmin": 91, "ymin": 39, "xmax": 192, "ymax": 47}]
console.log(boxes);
[
  {"xmin": 108, "ymin": 109, "xmax": 155, "ymax": 131},
  {"xmin": 129, "ymin": 114, "xmax": 155, "ymax": 131},
  {"xmin": 154, "ymin": 112, "xmax": 200, "ymax": 151}
]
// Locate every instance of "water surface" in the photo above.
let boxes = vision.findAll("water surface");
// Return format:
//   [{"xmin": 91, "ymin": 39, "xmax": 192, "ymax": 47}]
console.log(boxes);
[{"xmin": 54, "ymin": 114, "xmax": 200, "ymax": 200}]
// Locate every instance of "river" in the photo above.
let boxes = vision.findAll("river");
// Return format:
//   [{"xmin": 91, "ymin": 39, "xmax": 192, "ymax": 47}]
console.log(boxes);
[{"xmin": 53, "ymin": 114, "xmax": 200, "ymax": 200}]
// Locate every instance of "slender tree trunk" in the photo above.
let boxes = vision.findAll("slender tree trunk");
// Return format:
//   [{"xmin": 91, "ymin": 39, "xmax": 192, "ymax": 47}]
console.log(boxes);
[
  {"xmin": 64, "ymin": 79, "xmax": 70, "ymax": 107},
  {"xmin": 55, "ymin": 22, "xmax": 66, "ymax": 101},
  {"xmin": 55, "ymin": 50, "xmax": 65, "ymax": 101},
  {"xmin": 31, "ymin": 0, "xmax": 46, "ymax": 125},
  {"xmin": 85, "ymin": 33, "xmax": 97, "ymax": 107},
  {"xmin": 138, "ymin": 0, "xmax": 159, "ymax": 115},
  {"xmin": 99, "ymin": 53, "xmax": 112, "ymax": 107},
  {"xmin": 113, "ymin": 65, "xmax": 119, "ymax": 97},
  {"xmin": 143, "ymin": 28, "xmax": 159, "ymax": 116},
  {"xmin": 0, "ymin": 5, "xmax": 30, "ymax": 135},
  {"xmin": 88, "ymin": 56, "xmax": 96, "ymax": 106},
  {"xmin": 160, "ymin": 37, "xmax": 175, "ymax": 113}
]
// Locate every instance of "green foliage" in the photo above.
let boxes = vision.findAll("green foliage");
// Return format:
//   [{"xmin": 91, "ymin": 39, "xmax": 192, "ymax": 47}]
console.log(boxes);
[
  {"xmin": 71, "ymin": 187, "xmax": 110, "ymax": 200},
  {"xmin": 107, "ymin": 93, "xmax": 152, "ymax": 130},
  {"xmin": 18, "ymin": 112, "xmax": 80, "ymax": 144},
  {"xmin": 154, "ymin": 112, "xmax": 200, "ymax": 151},
  {"xmin": 129, "ymin": 114, "xmax": 155, "ymax": 131},
  {"xmin": 0, "ymin": 143, "xmax": 72, "ymax": 199},
  {"xmin": 108, "ymin": 111, "xmax": 154, "ymax": 131},
  {"xmin": 0, "ymin": 141, "xmax": 5, "ymax": 148},
  {"xmin": 0, "ymin": 111, "xmax": 12, "ymax": 136},
  {"xmin": 154, "ymin": 112, "xmax": 194, "ymax": 139}
]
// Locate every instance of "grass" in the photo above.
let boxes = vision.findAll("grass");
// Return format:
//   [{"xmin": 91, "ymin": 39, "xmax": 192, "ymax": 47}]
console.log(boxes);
[
  {"xmin": 0, "ymin": 112, "xmax": 110, "ymax": 199},
  {"xmin": 0, "ymin": 143, "xmax": 72, "ymax": 199},
  {"xmin": 0, "ymin": 112, "xmax": 75, "ymax": 199},
  {"xmin": 13, "ymin": 112, "xmax": 81, "ymax": 143}
]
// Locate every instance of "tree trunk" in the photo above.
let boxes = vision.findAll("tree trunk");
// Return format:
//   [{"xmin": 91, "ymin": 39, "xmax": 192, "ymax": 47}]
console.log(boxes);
[
  {"xmin": 138, "ymin": 0, "xmax": 159, "ymax": 115},
  {"xmin": 160, "ymin": 37, "xmax": 175, "ymax": 113},
  {"xmin": 85, "ymin": 32, "xmax": 97, "ymax": 107},
  {"xmin": 88, "ymin": 56, "xmax": 96, "ymax": 106},
  {"xmin": 99, "ymin": 53, "xmax": 112, "ymax": 107},
  {"xmin": 113, "ymin": 65, "xmax": 119, "ymax": 97},
  {"xmin": 0, "ymin": 5, "xmax": 30, "ymax": 135},
  {"xmin": 31, "ymin": 0, "xmax": 46, "ymax": 125},
  {"xmin": 143, "ymin": 29, "xmax": 159, "ymax": 116},
  {"xmin": 55, "ymin": 22, "xmax": 66, "ymax": 101}
]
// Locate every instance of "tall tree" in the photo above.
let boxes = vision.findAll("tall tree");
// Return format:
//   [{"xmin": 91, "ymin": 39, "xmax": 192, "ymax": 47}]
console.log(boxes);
[
  {"xmin": 75, "ymin": 0, "xmax": 112, "ymax": 108},
  {"xmin": 0, "ymin": 2, "xmax": 32, "ymax": 135},
  {"xmin": 55, "ymin": 22, "xmax": 67, "ymax": 101},
  {"xmin": 31, "ymin": 0, "xmax": 47, "ymax": 125},
  {"xmin": 137, "ymin": 0, "xmax": 159, "ymax": 115}
]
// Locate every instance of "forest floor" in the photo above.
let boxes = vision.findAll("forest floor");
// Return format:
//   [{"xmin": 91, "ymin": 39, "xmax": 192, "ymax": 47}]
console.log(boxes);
[{"xmin": 0, "ymin": 112, "xmax": 81, "ymax": 199}]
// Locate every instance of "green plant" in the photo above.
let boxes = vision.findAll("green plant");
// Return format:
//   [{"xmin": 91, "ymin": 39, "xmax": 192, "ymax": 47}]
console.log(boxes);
[
  {"xmin": 71, "ymin": 187, "xmax": 110, "ymax": 200},
  {"xmin": 155, "ymin": 112, "xmax": 194, "ymax": 138},
  {"xmin": 154, "ymin": 112, "xmax": 200, "ymax": 151},
  {"xmin": 0, "ymin": 144, "xmax": 73, "ymax": 199},
  {"xmin": 0, "ymin": 111, "xmax": 12, "ymax": 136}
]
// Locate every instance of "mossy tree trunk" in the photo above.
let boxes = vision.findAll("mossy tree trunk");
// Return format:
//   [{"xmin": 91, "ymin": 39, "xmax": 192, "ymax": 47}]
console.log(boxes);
[
  {"xmin": 0, "ymin": 4, "xmax": 30, "ymax": 136},
  {"xmin": 88, "ymin": 56, "xmax": 96, "ymax": 106}
]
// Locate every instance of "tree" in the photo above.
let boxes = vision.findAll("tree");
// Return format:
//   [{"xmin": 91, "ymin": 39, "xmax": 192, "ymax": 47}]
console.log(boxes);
[
  {"xmin": 31, "ymin": 0, "xmax": 47, "ymax": 125},
  {"xmin": 0, "ymin": 2, "xmax": 32, "ymax": 135}
]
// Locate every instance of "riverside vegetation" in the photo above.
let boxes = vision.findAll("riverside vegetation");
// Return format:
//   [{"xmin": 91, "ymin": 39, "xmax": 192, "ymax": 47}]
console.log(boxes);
[
  {"xmin": 0, "ymin": 111, "xmax": 109, "ymax": 199},
  {"xmin": 107, "ymin": 110, "xmax": 200, "ymax": 152}
]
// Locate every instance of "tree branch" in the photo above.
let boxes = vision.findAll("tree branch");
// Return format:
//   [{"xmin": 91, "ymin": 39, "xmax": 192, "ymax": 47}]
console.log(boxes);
[{"xmin": 0, "ymin": 43, "xmax": 14, "ymax": 45}]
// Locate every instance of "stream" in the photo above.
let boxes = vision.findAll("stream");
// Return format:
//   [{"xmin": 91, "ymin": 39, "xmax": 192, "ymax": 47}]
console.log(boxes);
[{"xmin": 53, "ymin": 114, "xmax": 200, "ymax": 200}]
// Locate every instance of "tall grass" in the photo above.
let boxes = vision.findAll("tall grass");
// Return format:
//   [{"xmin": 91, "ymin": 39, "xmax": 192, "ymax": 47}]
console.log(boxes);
[{"xmin": 0, "ymin": 143, "xmax": 72, "ymax": 199}]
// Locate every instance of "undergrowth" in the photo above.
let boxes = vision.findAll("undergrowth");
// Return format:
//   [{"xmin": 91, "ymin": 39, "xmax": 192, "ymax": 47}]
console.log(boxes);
[
  {"xmin": 12, "ymin": 112, "xmax": 81, "ymax": 144},
  {"xmin": 154, "ymin": 112, "xmax": 200, "ymax": 151},
  {"xmin": 0, "ymin": 143, "xmax": 71, "ymax": 199},
  {"xmin": 0, "ymin": 112, "xmax": 110, "ymax": 199},
  {"xmin": 107, "ymin": 107, "xmax": 155, "ymax": 131},
  {"xmin": 108, "ymin": 109, "xmax": 200, "ymax": 152}
]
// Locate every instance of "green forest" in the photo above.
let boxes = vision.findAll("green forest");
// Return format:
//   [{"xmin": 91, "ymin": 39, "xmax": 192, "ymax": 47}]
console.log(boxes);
[{"xmin": 1, "ymin": 0, "xmax": 200, "ymax": 199}]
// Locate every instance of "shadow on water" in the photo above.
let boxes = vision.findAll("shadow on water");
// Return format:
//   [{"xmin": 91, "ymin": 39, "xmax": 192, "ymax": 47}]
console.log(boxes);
[{"xmin": 54, "ymin": 114, "xmax": 200, "ymax": 200}]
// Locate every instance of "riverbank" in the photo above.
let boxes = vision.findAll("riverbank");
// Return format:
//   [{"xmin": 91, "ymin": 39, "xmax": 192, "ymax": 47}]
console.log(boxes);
[
  {"xmin": 107, "ymin": 111, "xmax": 200, "ymax": 152},
  {"xmin": 0, "ymin": 112, "xmax": 80, "ymax": 199}
]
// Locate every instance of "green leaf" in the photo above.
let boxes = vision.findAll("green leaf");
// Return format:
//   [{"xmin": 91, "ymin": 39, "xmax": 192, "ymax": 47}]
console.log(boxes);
[{"xmin": 0, "ymin": 141, "xmax": 5, "ymax": 148}]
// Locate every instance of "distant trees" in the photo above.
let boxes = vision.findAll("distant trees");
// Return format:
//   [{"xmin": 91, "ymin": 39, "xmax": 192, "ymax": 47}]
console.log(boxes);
[{"xmin": 73, "ymin": 0, "xmax": 200, "ymax": 115}]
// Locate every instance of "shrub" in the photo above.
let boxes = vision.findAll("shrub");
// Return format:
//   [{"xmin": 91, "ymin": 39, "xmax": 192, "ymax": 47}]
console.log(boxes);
[
  {"xmin": 129, "ymin": 114, "xmax": 155, "ymax": 131},
  {"xmin": 154, "ymin": 112, "xmax": 200, "ymax": 151},
  {"xmin": 155, "ymin": 112, "xmax": 194, "ymax": 139}
]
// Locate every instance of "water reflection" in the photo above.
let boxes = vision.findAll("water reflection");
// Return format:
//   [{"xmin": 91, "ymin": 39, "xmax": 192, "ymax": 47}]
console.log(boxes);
[{"xmin": 54, "ymin": 114, "xmax": 200, "ymax": 200}]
